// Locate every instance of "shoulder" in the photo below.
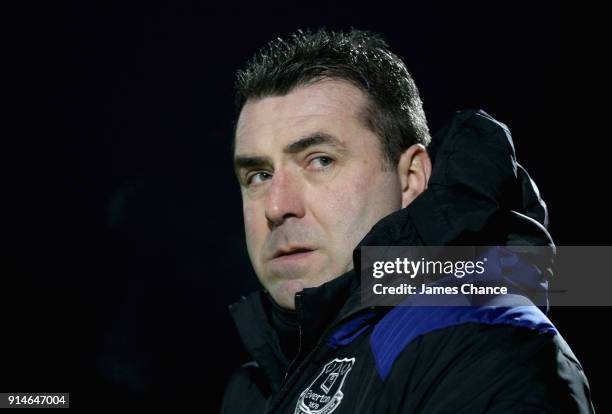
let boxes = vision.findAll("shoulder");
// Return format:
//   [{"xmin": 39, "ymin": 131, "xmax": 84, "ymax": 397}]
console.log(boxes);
[
  {"xmin": 369, "ymin": 305, "xmax": 557, "ymax": 380},
  {"xmin": 370, "ymin": 306, "xmax": 593, "ymax": 412}
]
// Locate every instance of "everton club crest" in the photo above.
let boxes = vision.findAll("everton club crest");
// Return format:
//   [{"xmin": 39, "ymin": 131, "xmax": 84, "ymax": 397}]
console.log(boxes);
[{"xmin": 294, "ymin": 357, "xmax": 356, "ymax": 414}]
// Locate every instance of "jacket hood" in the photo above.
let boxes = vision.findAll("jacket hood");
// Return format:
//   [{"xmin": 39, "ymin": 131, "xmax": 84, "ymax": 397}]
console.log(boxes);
[{"xmin": 352, "ymin": 108, "xmax": 554, "ymax": 309}]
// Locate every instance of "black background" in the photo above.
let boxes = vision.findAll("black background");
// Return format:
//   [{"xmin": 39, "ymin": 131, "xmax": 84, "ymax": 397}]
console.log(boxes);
[{"xmin": 5, "ymin": 1, "xmax": 610, "ymax": 411}]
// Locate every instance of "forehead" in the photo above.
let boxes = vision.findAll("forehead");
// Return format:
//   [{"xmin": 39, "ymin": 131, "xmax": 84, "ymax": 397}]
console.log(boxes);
[{"xmin": 235, "ymin": 80, "xmax": 368, "ymax": 153}]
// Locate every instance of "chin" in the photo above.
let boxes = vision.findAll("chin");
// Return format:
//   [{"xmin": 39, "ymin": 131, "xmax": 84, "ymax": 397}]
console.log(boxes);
[
  {"xmin": 268, "ymin": 279, "xmax": 307, "ymax": 310},
  {"xmin": 268, "ymin": 271, "xmax": 347, "ymax": 310}
]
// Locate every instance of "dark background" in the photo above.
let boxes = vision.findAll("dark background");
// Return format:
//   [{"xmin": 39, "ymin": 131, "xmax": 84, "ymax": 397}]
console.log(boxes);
[{"xmin": 5, "ymin": 1, "xmax": 610, "ymax": 411}]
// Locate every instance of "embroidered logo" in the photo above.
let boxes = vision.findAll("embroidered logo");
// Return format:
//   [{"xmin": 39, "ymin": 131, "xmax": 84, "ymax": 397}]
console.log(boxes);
[{"xmin": 294, "ymin": 357, "xmax": 356, "ymax": 414}]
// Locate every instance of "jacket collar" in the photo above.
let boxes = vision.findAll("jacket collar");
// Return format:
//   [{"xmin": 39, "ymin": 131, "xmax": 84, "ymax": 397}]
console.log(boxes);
[{"xmin": 229, "ymin": 268, "xmax": 362, "ymax": 391}]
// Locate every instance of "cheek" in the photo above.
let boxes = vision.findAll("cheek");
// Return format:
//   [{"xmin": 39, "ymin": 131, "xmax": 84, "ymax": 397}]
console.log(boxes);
[
  {"xmin": 313, "ymin": 168, "xmax": 401, "ymax": 245},
  {"xmin": 243, "ymin": 202, "xmax": 266, "ymax": 257},
  {"xmin": 311, "ymin": 174, "xmax": 370, "ymax": 240}
]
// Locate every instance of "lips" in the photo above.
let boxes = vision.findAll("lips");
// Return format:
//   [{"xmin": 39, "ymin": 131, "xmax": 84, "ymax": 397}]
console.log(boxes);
[{"xmin": 271, "ymin": 247, "xmax": 316, "ymax": 260}]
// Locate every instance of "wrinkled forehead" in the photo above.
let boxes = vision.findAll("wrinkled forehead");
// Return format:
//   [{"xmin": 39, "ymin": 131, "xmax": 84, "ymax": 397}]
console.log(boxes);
[{"xmin": 234, "ymin": 80, "xmax": 368, "ymax": 154}]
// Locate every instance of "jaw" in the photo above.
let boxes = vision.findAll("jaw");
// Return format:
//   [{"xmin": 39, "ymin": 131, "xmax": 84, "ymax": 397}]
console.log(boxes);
[{"xmin": 265, "ymin": 278, "xmax": 307, "ymax": 309}]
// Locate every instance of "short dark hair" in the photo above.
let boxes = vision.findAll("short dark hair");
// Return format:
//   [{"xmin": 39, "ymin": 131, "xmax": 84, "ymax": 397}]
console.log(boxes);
[{"xmin": 234, "ymin": 28, "xmax": 431, "ymax": 167}]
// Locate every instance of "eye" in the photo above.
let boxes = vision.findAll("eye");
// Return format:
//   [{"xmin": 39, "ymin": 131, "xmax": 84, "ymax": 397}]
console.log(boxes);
[
  {"xmin": 246, "ymin": 171, "xmax": 272, "ymax": 186},
  {"xmin": 309, "ymin": 156, "xmax": 334, "ymax": 170}
]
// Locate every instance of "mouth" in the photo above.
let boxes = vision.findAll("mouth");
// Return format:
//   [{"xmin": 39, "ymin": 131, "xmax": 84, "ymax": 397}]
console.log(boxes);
[{"xmin": 271, "ymin": 247, "xmax": 317, "ymax": 261}]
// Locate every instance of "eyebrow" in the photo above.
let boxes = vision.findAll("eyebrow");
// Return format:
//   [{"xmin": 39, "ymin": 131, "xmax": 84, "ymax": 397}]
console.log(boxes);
[
  {"xmin": 283, "ymin": 131, "xmax": 348, "ymax": 155},
  {"xmin": 233, "ymin": 131, "xmax": 348, "ymax": 178}
]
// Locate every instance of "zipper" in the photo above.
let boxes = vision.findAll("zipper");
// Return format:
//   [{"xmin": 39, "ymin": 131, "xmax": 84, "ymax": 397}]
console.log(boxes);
[
  {"xmin": 284, "ymin": 293, "xmax": 304, "ymax": 382},
  {"xmin": 284, "ymin": 324, "xmax": 302, "ymax": 381}
]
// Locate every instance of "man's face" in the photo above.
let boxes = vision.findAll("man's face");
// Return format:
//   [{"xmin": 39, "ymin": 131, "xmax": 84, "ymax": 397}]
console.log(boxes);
[{"xmin": 234, "ymin": 80, "xmax": 404, "ymax": 309}]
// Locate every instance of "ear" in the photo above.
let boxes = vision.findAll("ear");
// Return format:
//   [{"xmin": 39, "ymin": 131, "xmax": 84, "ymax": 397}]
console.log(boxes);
[{"xmin": 397, "ymin": 144, "xmax": 432, "ymax": 208}]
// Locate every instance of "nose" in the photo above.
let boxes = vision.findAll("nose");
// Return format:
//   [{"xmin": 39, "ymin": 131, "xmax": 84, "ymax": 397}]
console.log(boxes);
[{"xmin": 264, "ymin": 169, "xmax": 306, "ymax": 229}]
